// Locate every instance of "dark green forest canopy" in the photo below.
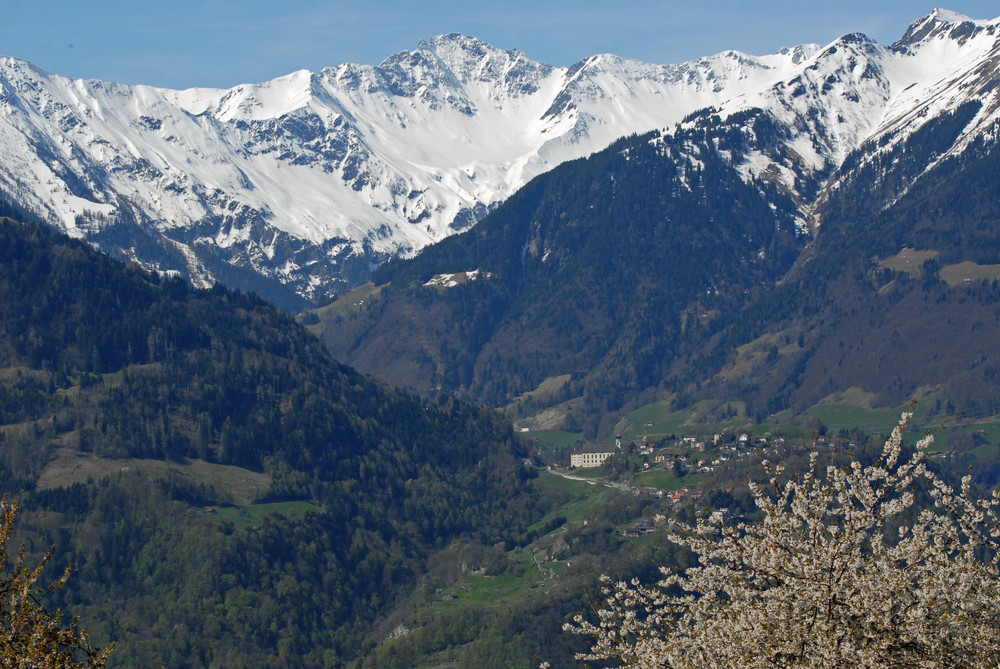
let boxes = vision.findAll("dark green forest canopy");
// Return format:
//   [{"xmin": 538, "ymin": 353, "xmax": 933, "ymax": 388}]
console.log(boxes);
[
  {"xmin": 321, "ymin": 124, "xmax": 806, "ymax": 434},
  {"xmin": 0, "ymin": 216, "xmax": 522, "ymax": 473},
  {"xmin": 0, "ymin": 216, "xmax": 538, "ymax": 665},
  {"xmin": 320, "ymin": 103, "xmax": 1000, "ymax": 432}
]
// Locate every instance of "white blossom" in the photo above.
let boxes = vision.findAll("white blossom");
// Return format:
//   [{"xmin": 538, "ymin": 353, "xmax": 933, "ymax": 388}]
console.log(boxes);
[{"xmin": 564, "ymin": 412, "xmax": 1000, "ymax": 667}]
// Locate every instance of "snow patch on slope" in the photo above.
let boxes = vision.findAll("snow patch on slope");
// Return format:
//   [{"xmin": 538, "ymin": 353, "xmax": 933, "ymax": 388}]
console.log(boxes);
[{"xmin": 0, "ymin": 9, "xmax": 997, "ymax": 301}]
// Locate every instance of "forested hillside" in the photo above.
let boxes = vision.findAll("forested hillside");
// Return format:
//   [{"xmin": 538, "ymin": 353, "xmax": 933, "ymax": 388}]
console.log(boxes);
[
  {"xmin": 703, "ymin": 101, "xmax": 1000, "ymax": 420},
  {"xmin": 321, "ymin": 125, "xmax": 805, "ymax": 436},
  {"xmin": 317, "ymin": 101, "xmax": 1000, "ymax": 436},
  {"xmin": 0, "ymin": 214, "xmax": 537, "ymax": 666}
]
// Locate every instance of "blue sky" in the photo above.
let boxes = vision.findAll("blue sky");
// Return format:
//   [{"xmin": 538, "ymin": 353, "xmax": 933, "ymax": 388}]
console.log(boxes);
[{"xmin": 1, "ymin": 2, "xmax": 998, "ymax": 90}]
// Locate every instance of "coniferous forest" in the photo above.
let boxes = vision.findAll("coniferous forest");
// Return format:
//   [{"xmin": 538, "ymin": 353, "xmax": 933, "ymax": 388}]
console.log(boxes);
[
  {"xmin": 319, "ymin": 103, "xmax": 1000, "ymax": 433},
  {"xmin": 4, "ymin": 91, "xmax": 1000, "ymax": 666},
  {"xmin": 0, "ymin": 213, "xmax": 749, "ymax": 667},
  {"xmin": 0, "ymin": 215, "xmax": 545, "ymax": 666}
]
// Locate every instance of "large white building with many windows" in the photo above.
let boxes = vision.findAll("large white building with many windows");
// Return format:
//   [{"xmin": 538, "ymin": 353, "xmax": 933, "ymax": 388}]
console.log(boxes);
[{"xmin": 570, "ymin": 446, "xmax": 616, "ymax": 469}]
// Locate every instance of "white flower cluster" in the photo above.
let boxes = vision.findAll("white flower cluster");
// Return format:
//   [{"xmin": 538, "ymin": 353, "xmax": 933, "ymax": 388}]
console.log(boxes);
[{"xmin": 564, "ymin": 412, "xmax": 1000, "ymax": 667}]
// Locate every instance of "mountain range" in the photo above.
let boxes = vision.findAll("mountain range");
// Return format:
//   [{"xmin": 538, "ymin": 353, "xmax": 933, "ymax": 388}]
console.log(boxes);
[
  {"xmin": 2, "ymin": 9, "xmax": 996, "ymax": 308},
  {"xmin": 2, "ymin": 8, "xmax": 1000, "ymax": 665},
  {"xmin": 315, "ymin": 9, "xmax": 1000, "ymax": 434}
]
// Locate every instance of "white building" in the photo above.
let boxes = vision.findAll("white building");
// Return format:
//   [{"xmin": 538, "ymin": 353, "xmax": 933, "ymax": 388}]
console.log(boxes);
[{"xmin": 570, "ymin": 447, "xmax": 615, "ymax": 468}]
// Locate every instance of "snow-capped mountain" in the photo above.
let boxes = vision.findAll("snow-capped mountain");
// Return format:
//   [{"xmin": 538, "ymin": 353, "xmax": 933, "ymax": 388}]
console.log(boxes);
[
  {"xmin": 0, "ymin": 9, "xmax": 997, "ymax": 305},
  {"xmin": 707, "ymin": 9, "xmax": 1000, "ymax": 225}
]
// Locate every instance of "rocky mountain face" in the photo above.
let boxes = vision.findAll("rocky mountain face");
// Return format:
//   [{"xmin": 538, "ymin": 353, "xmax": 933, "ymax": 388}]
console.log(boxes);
[
  {"xmin": 0, "ymin": 34, "xmax": 806, "ymax": 308},
  {"xmin": 315, "ymin": 10, "xmax": 1000, "ymax": 432},
  {"xmin": 3, "ymin": 9, "xmax": 996, "ymax": 308}
]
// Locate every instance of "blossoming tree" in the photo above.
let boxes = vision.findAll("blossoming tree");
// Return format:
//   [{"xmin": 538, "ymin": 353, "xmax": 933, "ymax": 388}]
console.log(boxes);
[
  {"xmin": 0, "ymin": 497, "xmax": 113, "ymax": 668},
  {"xmin": 565, "ymin": 412, "xmax": 1000, "ymax": 668}
]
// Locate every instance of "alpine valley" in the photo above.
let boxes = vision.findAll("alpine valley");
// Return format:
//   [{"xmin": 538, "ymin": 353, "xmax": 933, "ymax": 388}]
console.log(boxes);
[{"xmin": 4, "ymin": 7, "xmax": 1000, "ymax": 668}]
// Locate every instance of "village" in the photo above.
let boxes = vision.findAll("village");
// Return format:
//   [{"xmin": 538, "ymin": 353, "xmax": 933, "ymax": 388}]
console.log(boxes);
[{"xmin": 557, "ymin": 424, "xmax": 956, "ymax": 490}]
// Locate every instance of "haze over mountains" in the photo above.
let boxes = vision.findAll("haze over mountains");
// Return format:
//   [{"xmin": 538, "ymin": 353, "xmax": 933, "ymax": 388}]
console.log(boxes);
[{"xmin": 1, "ymin": 9, "xmax": 997, "ymax": 308}]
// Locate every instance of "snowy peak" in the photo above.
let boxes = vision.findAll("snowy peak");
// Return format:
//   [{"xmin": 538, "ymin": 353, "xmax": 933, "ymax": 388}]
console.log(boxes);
[
  {"xmin": 895, "ymin": 8, "xmax": 998, "ymax": 50},
  {"xmin": 879, "ymin": 10, "xmax": 1000, "ymax": 135},
  {"xmin": 196, "ymin": 70, "xmax": 321, "ymax": 121},
  {"xmin": 376, "ymin": 44, "xmax": 475, "ymax": 112},
  {"xmin": 705, "ymin": 30, "xmax": 894, "ymax": 185},
  {"xmin": 0, "ymin": 11, "xmax": 998, "ymax": 306},
  {"xmin": 661, "ymin": 11, "xmax": 1000, "ymax": 228},
  {"xmin": 931, "ymin": 8, "xmax": 976, "ymax": 23},
  {"xmin": 364, "ymin": 34, "xmax": 555, "ymax": 116},
  {"xmin": 417, "ymin": 34, "xmax": 555, "ymax": 97}
]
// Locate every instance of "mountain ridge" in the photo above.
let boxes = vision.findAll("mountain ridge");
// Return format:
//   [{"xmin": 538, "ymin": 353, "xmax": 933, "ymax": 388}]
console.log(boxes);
[
  {"xmin": 0, "ymin": 9, "xmax": 997, "ymax": 306},
  {"xmin": 314, "ymin": 11, "xmax": 1000, "ymax": 434}
]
